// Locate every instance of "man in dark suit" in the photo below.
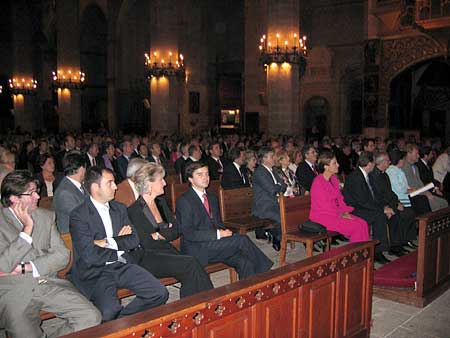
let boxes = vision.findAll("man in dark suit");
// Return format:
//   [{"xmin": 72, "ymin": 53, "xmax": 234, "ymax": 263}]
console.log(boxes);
[
  {"xmin": 53, "ymin": 152, "xmax": 87, "ymax": 233},
  {"xmin": 148, "ymin": 142, "xmax": 168, "ymax": 170},
  {"xmin": 251, "ymin": 147, "xmax": 287, "ymax": 251},
  {"xmin": 85, "ymin": 143, "xmax": 105, "ymax": 169},
  {"xmin": 206, "ymin": 142, "xmax": 224, "ymax": 181},
  {"xmin": 417, "ymin": 146, "xmax": 439, "ymax": 187},
  {"xmin": 221, "ymin": 147, "xmax": 249, "ymax": 189},
  {"xmin": 69, "ymin": 167, "xmax": 168, "ymax": 322},
  {"xmin": 174, "ymin": 142, "xmax": 189, "ymax": 176},
  {"xmin": 295, "ymin": 144, "xmax": 318, "ymax": 193},
  {"xmin": 343, "ymin": 152, "xmax": 391, "ymax": 264},
  {"xmin": 55, "ymin": 134, "xmax": 76, "ymax": 173},
  {"xmin": 370, "ymin": 152, "xmax": 417, "ymax": 253},
  {"xmin": 176, "ymin": 162, "xmax": 273, "ymax": 279},
  {"xmin": 115, "ymin": 140, "xmax": 134, "ymax": 183},
  {"xmin": 182, "ymin": 145, "xmax": 202, "ymax": 182}
]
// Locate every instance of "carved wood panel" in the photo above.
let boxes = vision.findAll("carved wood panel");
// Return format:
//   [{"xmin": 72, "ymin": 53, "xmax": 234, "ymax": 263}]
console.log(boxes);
[
  {"xmin": 336, "ymin": 264, "xmax": 369, "ymax": 338},
  {"xmin": 257, "ymin": 288, "xmax": 298, "ymax": 338},
  {"xmin": 202, "ymin": 307, "xmax": 253, "ymax": 338},
  {"xmin": 436, "ymin": 232, "xmax": 450, "ymax": 285},
  {"xmin": 299, "ymin": 274, "xmax": 337, "ymax": 338}
]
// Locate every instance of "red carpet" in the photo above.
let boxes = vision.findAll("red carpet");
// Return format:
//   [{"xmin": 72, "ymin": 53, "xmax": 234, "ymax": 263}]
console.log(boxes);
[{"xmin": 374, "ymin": 251, "xmax": 417, "ymax": 289}]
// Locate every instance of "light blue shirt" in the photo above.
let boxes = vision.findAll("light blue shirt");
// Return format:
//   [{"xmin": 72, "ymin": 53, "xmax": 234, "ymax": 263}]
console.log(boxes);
[{"xmin": 386, "ymin": 165, "xmax": 411, "ymax": 207}]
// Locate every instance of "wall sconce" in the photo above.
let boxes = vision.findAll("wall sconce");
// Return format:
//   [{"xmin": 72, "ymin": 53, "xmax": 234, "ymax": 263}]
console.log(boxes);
[
  {"xmin": 8, "ymin": 78, "xmax": 38, "ymax": 95},
  {"xmin": 0, "ymin": 85, "xmax": 2, "ymax": 94},
  {"xmin": 51, "ymin": 69, "xmax": 86, "ymax": 89},
  {"xmin": 145, "ymin": 51, "xmax": 186, "ymax": 78},
  {"xmin": 258, "ymin": 33, "xmax": 308, "ymax": 77}
]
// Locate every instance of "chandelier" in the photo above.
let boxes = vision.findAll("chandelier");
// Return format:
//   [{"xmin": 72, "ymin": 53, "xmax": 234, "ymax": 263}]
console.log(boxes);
[
  {"xmin": 9, "ymin": 78, "xmax": 38, "ymax": 95},
  {"xmin": 258, "ymin": 33, "xmax": 308, "ymax": 76},
  {"xmin": 145, "ymin": 51, "xmax": 186, "ymax": 78},
  {"xmin": 52, "ymin": 69, "xmax": 86, "ymax": 89}
]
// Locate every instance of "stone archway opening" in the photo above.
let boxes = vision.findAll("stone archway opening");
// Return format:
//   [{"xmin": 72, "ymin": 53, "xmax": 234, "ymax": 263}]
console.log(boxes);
[
  {"xmin": 389, "ymin": 57, "xmax": 450, "ymax": 143},
  {"xmin": 304, "ymin": 96, "xmax": 330, "ymax": 141}
]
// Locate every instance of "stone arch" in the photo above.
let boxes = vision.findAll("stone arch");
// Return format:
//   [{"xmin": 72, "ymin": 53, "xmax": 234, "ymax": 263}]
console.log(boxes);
[
  {"xmin": 378, "ymin": 34, "xmax": 446, "ymax": 127},
  {"xmin": 303, "ymin": 96, "xmax": 330, "ymax": 140}
]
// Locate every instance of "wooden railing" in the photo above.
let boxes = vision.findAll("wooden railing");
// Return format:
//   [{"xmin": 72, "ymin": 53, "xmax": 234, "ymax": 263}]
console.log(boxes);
[{"xmin": 62, "ymin": 241, "xmax": 376, "ymax": 338}]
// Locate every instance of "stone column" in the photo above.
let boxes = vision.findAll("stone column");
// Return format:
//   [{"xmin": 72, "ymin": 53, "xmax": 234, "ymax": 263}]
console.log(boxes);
[
  {"xmin": 149, "ymin": 0, "xmax": 183, "ymax": 134},
  {"xmin": 56, "ymin": 0, "xmax": 82, "ymax": 131},
  {"xmin": 264, "ymin": 0, "xmax": 301, "ymax": 134},
  {"xmin": 11, "ymin": 0, "xmax": 35, "ymax": 132}
]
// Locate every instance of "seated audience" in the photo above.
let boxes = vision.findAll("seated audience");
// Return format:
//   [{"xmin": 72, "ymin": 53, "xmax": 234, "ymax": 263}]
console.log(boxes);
[
  {"xmin": 174, "ymin": 142, "xmax": 189, "ymax": 177},
  {"xmin": 295, "ymin": 144, "xmax": 318, "ymax": 194},
  {"xmin": 0, "ymin": 170, "xmax": 101, "ymax": 337},
  {"xmin": 309, "ymin": 150, "xmax": 369, "ymax": 242},
  {"xmin": 85, "ymin": 143, "xmax": 104, "ymax": 169},
  {"xmin": 53, "ymin": 152, "xmax": 87, "ymax": 233},
  {"xmin": 416, "ymin": 146, "xmax": 438, "ymax": 186},
  {"xmin": 245, "ymin": 150, "xmax": 257, "ymax": 186},
  {"xmin": 343, "ymin": 152, "xmax": 391, "ymax": 264},
  {"xmin": 101, "ymin": 141, "xmax": 116, "ymax": 172},
  {"xmin": 127, "ymin": 162, "xmax": 213, "ymax": 298},
  {"xmin": 386, "ymin": 150, "xmax": 431, "ymax": 215},
  {"xmin": 69, "ymin": 167, "xmax": 168, "ymax": 322},
  {"xmin": 252, "ymin": 147, "xmax": 287, "ymax": 250},
  {"xmin": 115, "ymin": 140, "xmax": 134, "ymax": 183},
  {"xmin": 182, "ymin": 145, "xmax": 202, "ymax": 182},
  {"xmin": 370, "ymin": 152, "xmax": 417, "ymax": 253},
  {"xmin": 206, "ymin": 142, "xmax": 224, "ymax": 181},
  {"xmin": 148, "ymin": 142, "xmax": 168, "ymax": 170},
  {"xmin": 221, "ymin": 147, "xmax": 249, "ymax": 189},
  {"xmin": 0, "ymin": 151, "xmax": 16, "ymax": 172},
  {"xmin": 34, "ymin": 153, "xmax": 63, "ymax": 198},
  {"xmin": 275, "ymin": 150, "xmax": 301, "ymax": 197},
  {"xmin": 115, "ymin": 158, "xmax": 147, "ymax": 207},
  {"xmin": 402, "ymin": 143, "xmax": 448, "ymax": 211},
  {"xmin": 176, "ymin": 162, "xmax": 273, "ymax": 279}
]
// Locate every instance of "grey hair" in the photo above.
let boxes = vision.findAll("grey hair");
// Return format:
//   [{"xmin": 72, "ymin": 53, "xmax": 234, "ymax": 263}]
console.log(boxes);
[
  {"xmin": 134, "ymin": 162, "xmax": 166, "ymax": 195},
  {"xmin": 126, "ymin": 158, "xmax": 147, "ymax": 179},
  {"xmin": 374, "ymin": 151, "xmax": 388, "ymax": 165}
]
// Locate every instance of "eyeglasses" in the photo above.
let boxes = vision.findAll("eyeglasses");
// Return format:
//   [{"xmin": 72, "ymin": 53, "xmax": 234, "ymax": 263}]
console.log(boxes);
[{"xmin": 19, "ymin": 189, "xmax": 40, "ymax": 197}]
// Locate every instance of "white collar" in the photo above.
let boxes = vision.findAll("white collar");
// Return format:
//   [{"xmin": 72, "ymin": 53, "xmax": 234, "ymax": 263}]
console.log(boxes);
[
  {"xmin": 358, "ymin": 167, "xmax": 369, "ymax": 180},
  {"xmin": 191, "ymin": 185, "xmax": 207, "ymax": 200},
  {"xmin": 67, "ymin": 176, "xmax": 83, "ymax": 191},
  {"xmin": 90, "ymin": 196, "xmax": 109, "ymax": 211}
]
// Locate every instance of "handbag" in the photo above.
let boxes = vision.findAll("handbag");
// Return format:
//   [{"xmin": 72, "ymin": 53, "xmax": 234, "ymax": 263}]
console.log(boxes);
[{"xmin": 298, "ymin": 219, "xmax": 327, "ymax": 234}]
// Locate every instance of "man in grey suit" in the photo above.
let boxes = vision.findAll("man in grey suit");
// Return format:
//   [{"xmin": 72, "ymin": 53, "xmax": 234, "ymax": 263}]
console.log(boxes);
[
  {"xmin": 0, "ymin": 170, "xmax": 101, "ymax": 338},
  {"xmin": 53, "ymin": 152, "xmax": 87, "ymax": 233},
  {"xmin": 402, "ymin": 143, "xmax": 447, "ymax": 211}
]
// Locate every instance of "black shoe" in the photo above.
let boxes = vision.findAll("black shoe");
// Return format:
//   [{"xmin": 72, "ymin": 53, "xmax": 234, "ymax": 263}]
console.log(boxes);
[
  {"xmin": 266, "ymin": 231, "xmax": 274, "ymax": 244},
  {"xmin": 255, "ymin": 232, "xmax": 268, "ymax": 240},
  {"xmin": 388, "ymin": 247, "xmax": 406, "ymax": 257},
  {"xmin": 272, "ymin": 241, "xmax": 281, "ymax": 251},
  {"xmin": 335, "ymin": 234, "xmax": 349, "ymax": 242},
  {"xmin": 405, "ymin": 241, "xmax": 418, "ymax": 249},
  {"xmin": 374, "ymin": 252, "xmax": 391, "ymax": 264},
  {"xmin": 331, "ymin": 238, "xmax": 340, "ymax": 246}
]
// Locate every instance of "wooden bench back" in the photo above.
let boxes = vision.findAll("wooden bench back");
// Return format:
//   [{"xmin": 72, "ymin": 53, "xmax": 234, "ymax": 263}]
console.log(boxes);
[
  {"xmin": 169, "ymin": 180, "xmax": 221, "ymax": 213},
  {"xmin": 58, "ymin": 232, "xmax": 73, "ymax": 279},
  {"xmin": 218, "ymin": 186, "xmax": 253, "ymax": 221},
  {"xmin": 39, "ymin": 197, "xmax": 53, "ymax": 210},
  {"xmin": 279, "ymin": 195, "xmax": 311, "ymax": 235}
]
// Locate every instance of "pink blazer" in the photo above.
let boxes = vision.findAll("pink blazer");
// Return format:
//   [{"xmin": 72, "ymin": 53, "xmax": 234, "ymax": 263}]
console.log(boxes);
[{"xmin": 309, "ymin": 174, "xmax": 353, "ymax": 227}]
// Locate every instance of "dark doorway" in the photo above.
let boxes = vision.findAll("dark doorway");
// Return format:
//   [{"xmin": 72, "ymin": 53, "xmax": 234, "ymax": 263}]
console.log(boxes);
[{"xmin": 244, "ymin": 112, "xmax": 259, "ymax": 134}]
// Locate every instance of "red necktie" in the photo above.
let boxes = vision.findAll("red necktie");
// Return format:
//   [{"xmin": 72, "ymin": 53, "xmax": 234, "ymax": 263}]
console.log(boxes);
[
  {"xmin": 202, "ymin": 193, "xmax": 211, "ymax": 217},
  {"xmin": 312, "ymin": 164, "xmax": 318, "ymax": 175}
]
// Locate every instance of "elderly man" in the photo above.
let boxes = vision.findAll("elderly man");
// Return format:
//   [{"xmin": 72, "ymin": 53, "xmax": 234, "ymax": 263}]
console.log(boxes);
[{"xmin": 0, "ymin": 170, "xmax": 101, "ymax": 337}]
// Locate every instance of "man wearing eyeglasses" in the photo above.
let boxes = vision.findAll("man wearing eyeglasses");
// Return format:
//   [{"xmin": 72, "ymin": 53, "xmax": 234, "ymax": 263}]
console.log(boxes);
[{"xmin": 0, "ymin": 170, "xmax": 101, "ymax": 338}]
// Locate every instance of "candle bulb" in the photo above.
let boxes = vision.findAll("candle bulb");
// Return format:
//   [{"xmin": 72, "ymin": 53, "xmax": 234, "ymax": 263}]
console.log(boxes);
[
  {"xmin": 276, "ymin": 33, "xmax": 279, "ymax": 49},
  {"xmin": 169, "ymin": 51, "xmax": 172, "ymax": 64},
  {"xmin": 293, "ymin": 33, "xmax": 297, "ymax": 49}
]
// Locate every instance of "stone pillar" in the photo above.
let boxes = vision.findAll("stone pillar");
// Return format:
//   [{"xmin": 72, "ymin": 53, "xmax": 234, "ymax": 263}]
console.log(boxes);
[
  {"xmin": 149, "ymin": 0, "xmax": 183, "ymax": 134},
  {"xmin": 266, "ymin": 0, "xmax": 301, "ymax": 134},
  {"xmin": 56, "ymin": 0, "xmax": 82, "ymax": 131},
  {"xmin": 11, "ymin": 0, "xmax": 35, "ymax": 132}
]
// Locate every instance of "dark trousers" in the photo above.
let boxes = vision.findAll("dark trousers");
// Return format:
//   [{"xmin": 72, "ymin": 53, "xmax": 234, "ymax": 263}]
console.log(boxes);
[
  {"xmin": 410, "ymin": 195, "xmax": 431, "ymax": 215},
  {"xmin": 90, "ymin": 262, "xmax": 168, "ymax": 322},
  {"xmin": 197, "ymin": 234, "xmax": 273, "ymax": 280},
  {"xmin": 135, "ymin": 245, "xmax": 214, "ymax": 298},
  {"xmin": 388, "ymin": 207, "xmax": 417, "ymax": 246},
  {"xmin": 352, "ymin": 209, "xmax": 389, "ymax": 253}
]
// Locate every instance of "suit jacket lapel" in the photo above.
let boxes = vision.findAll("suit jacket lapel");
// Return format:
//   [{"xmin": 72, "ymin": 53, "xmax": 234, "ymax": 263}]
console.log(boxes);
[
  {"xmin": 188, "ymin": 187, "xmax": 211, "ymax": 219},
  {"xmin": 108, "ymin": 203, "xmax": 122, "ymax": 236},
  {"xmin": 138, "ymin": 198, "xmax": 159, "ymax": 230},
  {"xmin": 87, "ymin": 199, "xmax": 108, "ymax": 238}
]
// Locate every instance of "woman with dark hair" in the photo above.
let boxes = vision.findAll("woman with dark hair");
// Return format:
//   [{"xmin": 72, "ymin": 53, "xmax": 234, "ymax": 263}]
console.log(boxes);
[
  {"xmin": 309, "ymin": 150, "xmax": 369, "ymax": 242},
  {"xmin": 34, "ymin": 153, "xmax": 63, "ymax": 197},
  {"xmin": 127, "ymin": 162, "xmax": 213, "ymax": 298}
]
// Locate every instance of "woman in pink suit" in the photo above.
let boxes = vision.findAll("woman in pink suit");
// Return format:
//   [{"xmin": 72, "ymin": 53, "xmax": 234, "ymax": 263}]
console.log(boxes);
[{"xmin": 309, "ymin": 151, "xmax": 369, "ymax": 242}]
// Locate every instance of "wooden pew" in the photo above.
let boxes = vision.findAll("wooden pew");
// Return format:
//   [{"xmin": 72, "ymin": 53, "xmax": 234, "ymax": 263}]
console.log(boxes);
[
  {"xmin": 62, "ymin": 241, "xmax": 377, "ymax": 338},
  {"xmin": 373, "ymin": 206, "xmax": 450, "ymax": 307},
  {"xmin": 218, "ymin": 186, "xmax": 276, "ymax": 235},
  {"xmin": 279, "ymin": 195, "xmax": 339, "ymax": 266},
  {"xmin": 169, "ymin": 180, "xmax": 221, "ymax": 213},
  {"xmin": 40, "ymin": 232, "xmax": 237, "ymax": 321}
]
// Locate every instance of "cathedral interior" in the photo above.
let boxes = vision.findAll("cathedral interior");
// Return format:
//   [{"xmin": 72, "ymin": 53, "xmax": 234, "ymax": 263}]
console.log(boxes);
[{"xmin": 0, "ymin": 0, "xmax": 449, "ymax": 142}]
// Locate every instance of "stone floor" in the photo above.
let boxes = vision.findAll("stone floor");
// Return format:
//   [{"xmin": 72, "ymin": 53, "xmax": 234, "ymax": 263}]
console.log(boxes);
[{"xmin": 2, "ymin": 233, "xmax": 449, "ymax": 337}]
